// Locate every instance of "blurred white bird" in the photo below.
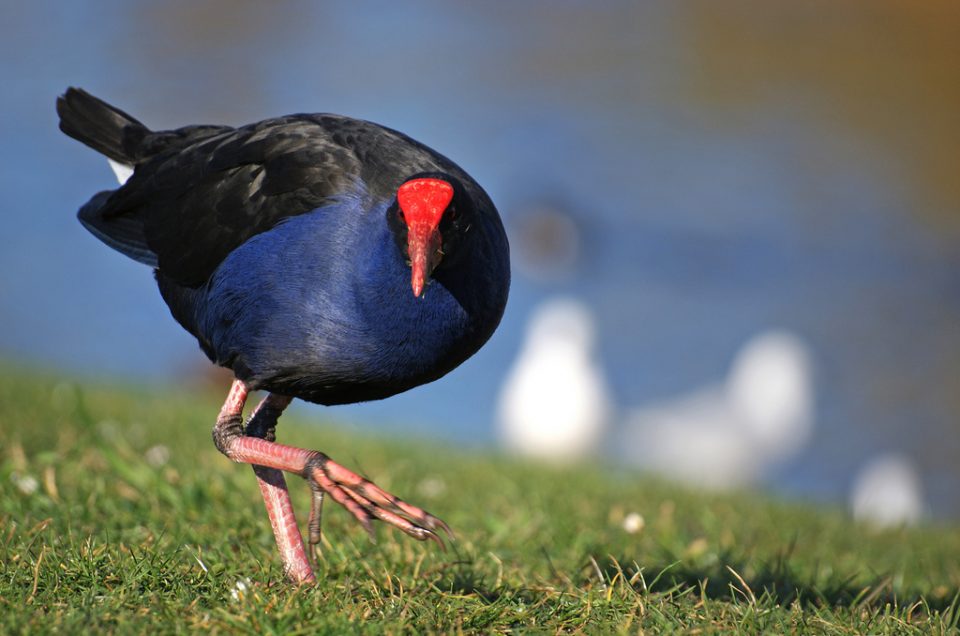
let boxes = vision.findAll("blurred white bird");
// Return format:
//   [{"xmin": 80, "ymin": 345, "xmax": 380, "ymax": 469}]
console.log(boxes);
[
  {"xmin": 496, "ymin": 298, "xmax": 612, "ymax": 461},
  {"xmin": 617, "ymin": 330, "xmax": 814, "ymax": 489},
  {"xmin": 850, "ymin": 454, "xmax": 925, "ymax": 528}
]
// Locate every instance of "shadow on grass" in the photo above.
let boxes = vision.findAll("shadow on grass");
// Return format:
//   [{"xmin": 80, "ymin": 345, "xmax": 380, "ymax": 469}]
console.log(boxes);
[
  {"xmin": 413, "ymin": 540, "xmax": 956, "ymax": 616},
  {"xmin": 425, "ymin": 558, "xmax": 537, "ymax": 605},
  {"xmin": 591, "ymin": 549, "xmax": 958, "ymax": 614}
]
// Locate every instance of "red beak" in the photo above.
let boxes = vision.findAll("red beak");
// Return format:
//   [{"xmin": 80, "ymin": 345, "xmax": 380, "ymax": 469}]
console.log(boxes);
[
  {"xmin": 397, "ymin": 178, "xmax": 454, "ymax": 298},
  {"xmin": 408, "ymin": 223, "xmax": 443, "ymax": 298}
]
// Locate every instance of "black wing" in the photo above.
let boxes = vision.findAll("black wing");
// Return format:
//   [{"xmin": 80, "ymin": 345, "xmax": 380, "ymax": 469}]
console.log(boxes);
[{"xmin": 98, "ymin": 117, "xmax": 375, "ymax": 286}]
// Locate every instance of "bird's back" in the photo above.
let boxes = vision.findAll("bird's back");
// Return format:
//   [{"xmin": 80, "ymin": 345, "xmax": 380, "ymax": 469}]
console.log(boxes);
[{"xmin": 58, "ymin": 88, "xmax": 491, "ymax": 287}]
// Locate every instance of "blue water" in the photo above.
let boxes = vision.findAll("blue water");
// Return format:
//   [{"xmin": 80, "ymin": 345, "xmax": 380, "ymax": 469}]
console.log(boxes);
[{"xmin": 2, "ymin": 3, "xmax": 958, "ymax": 517}]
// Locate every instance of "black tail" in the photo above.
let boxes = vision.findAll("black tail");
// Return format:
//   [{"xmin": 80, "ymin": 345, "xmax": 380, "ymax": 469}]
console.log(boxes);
[
  {"xmin": 77, "ymin": 190, "xmax": 158, "ymax": 267},
  {"xmin": 56, "ymin": 87, "xmax": 148, "ymax": 164},
  {"xmin": 58, "ymin": 88, "xmax": 158, "ymax": 267}
]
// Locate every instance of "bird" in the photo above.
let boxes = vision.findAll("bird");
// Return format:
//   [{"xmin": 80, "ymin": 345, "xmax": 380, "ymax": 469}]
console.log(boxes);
[
  {"xmin": 56, "ymin": 88, "xmax": 510, "ymax": 584},
  {"xmin": 850, "ymin": 454, "xmax": 925, "ymax": 528},
  {"xmin": 496, "ymin": 298, "xmax": 612, "ymax": 461},
  {"xmin": 617, "ymin": 330, "xmax": 814, "ymax": 489}
]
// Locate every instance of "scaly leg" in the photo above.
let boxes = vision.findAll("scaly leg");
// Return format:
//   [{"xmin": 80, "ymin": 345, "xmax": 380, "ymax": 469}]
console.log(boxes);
[
  {"xmin": 214, "ymin": 381, "xmax": 314, "ymax": 583},
  {"xmin": 307, "ymin": 482, "xmax": 325, "ymax": 568},
  {"xmin": 245, "ymin": 390, "xmax": 316, "ymax": 583},
  {"xmin": 212, "ymin": 380, "xmax": 451, "ymax": 583},
  {"xmin": 253, "ymin": 396, "xmax": 326, "ymax": 569}
]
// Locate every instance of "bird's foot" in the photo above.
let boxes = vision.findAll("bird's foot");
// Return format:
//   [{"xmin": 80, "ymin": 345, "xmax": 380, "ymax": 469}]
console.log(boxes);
[
  {"xmin": 302, "ymin": 451, "xmax": 454, "ymax": 549},
  {"xmin": 214, "ymin": 380, "xmax": 452, "ymax": 583}
]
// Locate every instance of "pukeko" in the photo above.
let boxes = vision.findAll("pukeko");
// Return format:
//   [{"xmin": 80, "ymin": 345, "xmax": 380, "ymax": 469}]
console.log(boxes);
[{"xmin": 56, "ymin": 88, "xmax": 510, "ymax": 584}]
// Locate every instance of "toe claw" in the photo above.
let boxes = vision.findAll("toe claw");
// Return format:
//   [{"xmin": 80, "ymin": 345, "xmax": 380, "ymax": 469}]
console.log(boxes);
[
  {"xmin": 423, "ymin": 528, "xmax": 446, "ymax": 551},
  {"xmin": 307, "ymin": 455, "xmax": 453, "ymax": 551},
  {"xmin": 427, "ymin": 515, "xmax": 455, "ymax": 541},
  {"xmin": 361, "ymin": 518, "xmax": 377, "ymax": 543}
]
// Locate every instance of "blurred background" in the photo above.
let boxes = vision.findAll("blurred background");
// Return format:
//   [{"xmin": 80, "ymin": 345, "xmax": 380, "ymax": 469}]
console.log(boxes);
[{"xmin": 1, "ymin": 1, "xmax": 958, "ymax": 521}]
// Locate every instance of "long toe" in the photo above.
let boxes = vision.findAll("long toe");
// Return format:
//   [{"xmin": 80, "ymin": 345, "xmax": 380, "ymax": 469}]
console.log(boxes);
[{"xmin": 305, "ymin": 453, "xmax": 453, "ymax": 548}]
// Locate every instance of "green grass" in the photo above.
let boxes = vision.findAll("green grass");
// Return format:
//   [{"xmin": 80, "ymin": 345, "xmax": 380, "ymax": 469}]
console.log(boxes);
[{"xmin": 1, "ymin": 366, "xmax": 958, "ymax": 634}]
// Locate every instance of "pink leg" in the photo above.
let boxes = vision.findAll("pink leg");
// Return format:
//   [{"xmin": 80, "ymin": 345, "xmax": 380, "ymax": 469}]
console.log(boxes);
[
  {"xmin": 245, "ymin": 393, "xmax": 315, "ymax": 584},
  {"xmin": 215, "ymin": 382, "xmax": 314, "ymax": 584},
  {"xmin": 213, "ymin": 380, "xmax": 453, "ymax": 583},
  {"xmin": 212, "ymin": 380, "xmax": 451, "ymax": 584},
  {"xmin": 220, "ymin": 434, "xmax": 451, "ymax": 546}
]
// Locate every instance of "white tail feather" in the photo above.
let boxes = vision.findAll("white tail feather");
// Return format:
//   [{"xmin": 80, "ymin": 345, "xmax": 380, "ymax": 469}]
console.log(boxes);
[{"xmin": 108, "ymin": 158, "xmax": 134, "ymax": 185}]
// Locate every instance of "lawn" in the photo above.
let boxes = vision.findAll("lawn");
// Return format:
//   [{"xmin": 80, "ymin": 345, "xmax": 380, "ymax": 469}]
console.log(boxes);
[{"xmin": 1, "ymin": 366, "xmax": 958, "ymax": 634}]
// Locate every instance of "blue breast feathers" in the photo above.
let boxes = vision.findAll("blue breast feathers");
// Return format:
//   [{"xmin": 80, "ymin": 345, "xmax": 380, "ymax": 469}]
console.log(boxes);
[{"xmin": 191, "ymin": 198, "xmax": 485, "ymax": 405}]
